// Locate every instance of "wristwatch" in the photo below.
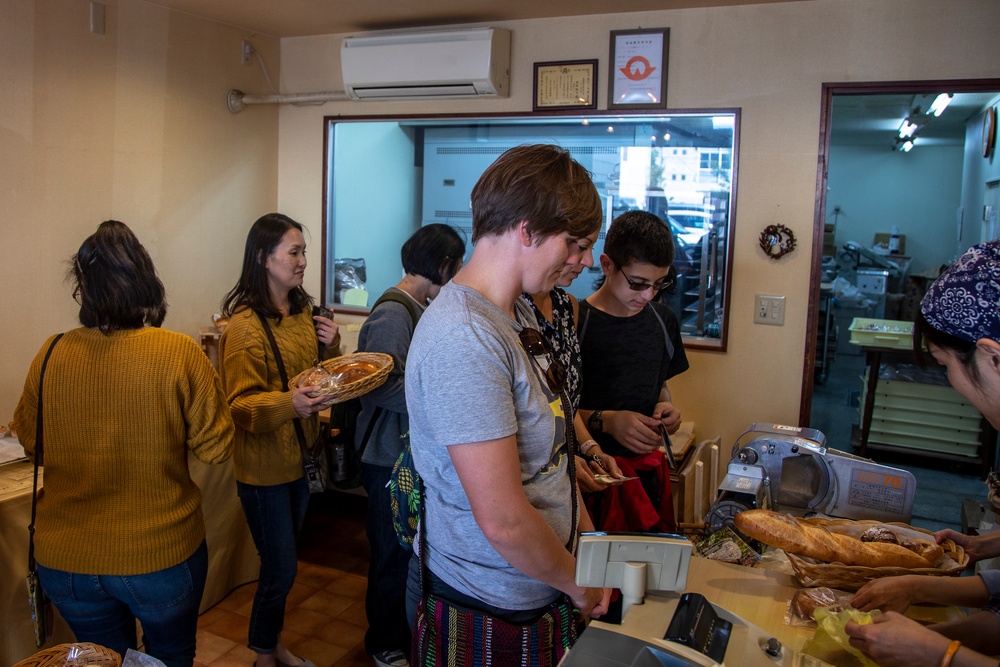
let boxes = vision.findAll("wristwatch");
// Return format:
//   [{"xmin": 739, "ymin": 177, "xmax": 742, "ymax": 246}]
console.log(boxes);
[{"xmin": 588, "ymin": 409, "xmax": 604, "ymax": 434}]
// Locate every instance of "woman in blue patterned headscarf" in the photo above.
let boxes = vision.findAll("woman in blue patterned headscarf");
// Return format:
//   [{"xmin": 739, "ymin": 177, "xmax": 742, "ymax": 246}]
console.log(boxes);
[
  {"xmin": 844, "ymin": 241, "xmax": 1000, "ymax": 667},
  {"xmin": 914, "ymin": 240, "xmax": 1000, "ymax": 425}
]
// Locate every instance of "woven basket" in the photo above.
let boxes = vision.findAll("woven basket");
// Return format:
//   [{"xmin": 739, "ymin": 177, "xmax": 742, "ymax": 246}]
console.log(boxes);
[
  {"xmin": 785, "ymin": 518, "xmax": 967, "ymax": 591},
  {"xmin": 13, "ymin": 643, "xmax": 121, "ymax": 667},
  {"xmin": 289, "ymin": 352, "xmax": 393, "ymax": 406}
]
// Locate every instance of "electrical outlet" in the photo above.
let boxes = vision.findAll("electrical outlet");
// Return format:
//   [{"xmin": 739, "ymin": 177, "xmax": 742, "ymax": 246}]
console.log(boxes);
[
  {"xmin": 241, "ymin": 40, "xmax": 254, "ymax": 66},
  {"xmin": 754, "ymin": 295, "xmax": 785, "ymax": 326}
]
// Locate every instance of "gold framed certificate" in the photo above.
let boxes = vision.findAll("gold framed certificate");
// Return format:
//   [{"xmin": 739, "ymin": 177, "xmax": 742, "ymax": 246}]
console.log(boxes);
[{"xmin": 533, "ymin": 60, "xmax": 598, "ymax": 111}]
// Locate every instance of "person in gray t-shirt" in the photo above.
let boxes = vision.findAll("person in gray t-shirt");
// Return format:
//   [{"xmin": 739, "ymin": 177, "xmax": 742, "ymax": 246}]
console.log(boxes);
[{"xmin": 405, "ymin": 145, "xmax": 610, "ymax": 662}]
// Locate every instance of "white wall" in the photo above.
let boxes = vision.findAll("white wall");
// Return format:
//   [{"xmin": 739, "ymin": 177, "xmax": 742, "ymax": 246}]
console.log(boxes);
[
  {"xmin": 275, "ymin": 0, "xmax": 1000, "ymax": 449},
  {"xmin": 0, "ymin": 0, "xmax": 281, "ymax": 418},
  {"xmin": 961, "ymin": 100, "xmax": 1000, "ymax": 249},
  {"xmin": 828, "ymin": 144, "xmax": 965, "ymax": 275},
  {"xmin": 330, "ymin": 122, "xmax": 421, "ymax": 306}
]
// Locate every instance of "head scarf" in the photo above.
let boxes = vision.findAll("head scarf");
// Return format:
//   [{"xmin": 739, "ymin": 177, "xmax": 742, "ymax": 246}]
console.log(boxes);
[{"xmin": 920, "ymin": 241, "xmax": 1000, "ymax": 344}]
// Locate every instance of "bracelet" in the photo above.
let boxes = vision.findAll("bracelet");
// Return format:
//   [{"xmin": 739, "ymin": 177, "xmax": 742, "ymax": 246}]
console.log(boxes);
[
  {"xmin": 580, "ymin": 439, "xmax": 598, "ymax": 455},
  {"xmin": 940, "ymin": 640, "xmax": 961, "ymax": 667}
]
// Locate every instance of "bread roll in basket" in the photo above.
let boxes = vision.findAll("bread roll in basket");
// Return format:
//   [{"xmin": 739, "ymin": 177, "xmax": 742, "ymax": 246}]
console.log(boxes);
[
  {"xmin": 290, "ymin": 352, "xmax": 393, "ymax": 406},
  {"xmin": 733, "ymin": 509, "xmax": 967, "ymax": 590}
]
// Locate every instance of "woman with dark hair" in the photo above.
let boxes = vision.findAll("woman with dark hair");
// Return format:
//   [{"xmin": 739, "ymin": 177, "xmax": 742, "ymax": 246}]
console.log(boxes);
[
  {"xmin": 523, "ymin": 231, "xmax": 625, "ymax": 494},
  {"xmin": 219, "ymin": 212, "xmax": 340, "ymax": 667},
  {"xmin": 405, "ymin": 145, "xmax": 611, "ymax": 665},
  {"xmin": 14, "ymin": 220, "xmax": 234, "ymax": 667},
  {"xmin": 845, "ymin": 241, "xmax": 1000, "ymax": 667},
  {"xmin": 356, "ymin": 223, "xmax": 466, "ymax": 667}
]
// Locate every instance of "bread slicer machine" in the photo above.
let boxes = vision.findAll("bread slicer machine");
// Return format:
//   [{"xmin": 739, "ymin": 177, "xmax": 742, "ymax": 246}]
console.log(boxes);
[
  {"xmin": 704, "ymin": 423, "xmax": 917, "ymax": 537},
  {"xmin": 560, "ymin": 533, "xmax": 830, "ymax": 667}
]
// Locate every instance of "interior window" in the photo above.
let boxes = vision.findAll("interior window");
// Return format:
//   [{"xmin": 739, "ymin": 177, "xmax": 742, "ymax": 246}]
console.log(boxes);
[{"xmin": 324, "ymin": 111, "xmax": 739, "ymax": 350}]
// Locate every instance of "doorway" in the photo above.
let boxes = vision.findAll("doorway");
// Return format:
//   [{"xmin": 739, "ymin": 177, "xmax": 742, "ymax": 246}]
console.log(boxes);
[{"xmin": 800, "ymin": 80, "xmax": 1000, "ymax": 530}]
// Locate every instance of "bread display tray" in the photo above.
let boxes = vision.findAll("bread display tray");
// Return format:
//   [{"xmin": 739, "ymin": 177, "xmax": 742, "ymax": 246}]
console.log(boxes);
[
  {"xmin": 289, "ymin": 352, "xmax": 393, "ymax": 406},
  {"xmin": 785, "ymin": 517, "xmax": 967, "ymax": 591}
]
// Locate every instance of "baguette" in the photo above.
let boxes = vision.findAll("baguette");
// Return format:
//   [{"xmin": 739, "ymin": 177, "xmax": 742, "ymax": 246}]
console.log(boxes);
[{"xmin": 733, "ymin": 510, "xmax": 942, "ymax": 568}]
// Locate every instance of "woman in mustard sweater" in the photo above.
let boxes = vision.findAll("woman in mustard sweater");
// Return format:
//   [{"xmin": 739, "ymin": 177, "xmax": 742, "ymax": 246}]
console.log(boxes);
[
  {"xmin": 14, "ymin": 220, "xmax": 234, "ymax": 667},
  {"xmin": 219, "ymin": 213, "xmax": 340, "ymax": 667}
]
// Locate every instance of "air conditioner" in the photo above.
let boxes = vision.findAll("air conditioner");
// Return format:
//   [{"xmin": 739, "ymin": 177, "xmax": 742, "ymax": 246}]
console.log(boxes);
[{"xmin": 341, "ymin": 28, "xmax": 510, "ymax": 100}]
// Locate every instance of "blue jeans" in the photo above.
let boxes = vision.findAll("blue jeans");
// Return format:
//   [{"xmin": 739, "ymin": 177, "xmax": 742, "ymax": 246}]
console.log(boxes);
[
  {"xmin": 362, "ymin": 462, "xmax": 413, "ymax": 656},
  {"xmin": 37, "ymin": 540, "xmax": 208, "ymax": 667},
  {"xmin": 237, "ymin": 477, "xmax": 310, "ymax": 654}
]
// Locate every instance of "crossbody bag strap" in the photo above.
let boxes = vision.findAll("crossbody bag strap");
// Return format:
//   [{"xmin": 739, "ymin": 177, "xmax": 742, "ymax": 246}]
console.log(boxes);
[
  {"xmin": 255, "ymin": 311, "xmax": 312, "ymax": 458},
  {"xmin": 28, "ymin": 332, "xmax": 64, "ymax": 572},
  {"xmin": 358, "ymin": 290, "xmax": 422, "ymax": 451}
]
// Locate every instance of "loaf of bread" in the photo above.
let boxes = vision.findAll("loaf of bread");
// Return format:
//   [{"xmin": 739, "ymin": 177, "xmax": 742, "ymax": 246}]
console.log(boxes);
[{"xmin": 733, "ymin": 509, "xmax": 944, "ymax": 568}]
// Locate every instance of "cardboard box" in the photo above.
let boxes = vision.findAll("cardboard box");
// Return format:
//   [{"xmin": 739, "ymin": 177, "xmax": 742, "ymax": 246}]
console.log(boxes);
[{"xmin": 873, "ymin": 232, "xmax": 906, "ymax": 255}]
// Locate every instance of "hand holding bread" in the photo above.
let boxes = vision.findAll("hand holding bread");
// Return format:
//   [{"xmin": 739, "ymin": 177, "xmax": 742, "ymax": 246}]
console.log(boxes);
[{"xmin": 733, "ymin": 509, "xmax": 945, "ymax": 568}]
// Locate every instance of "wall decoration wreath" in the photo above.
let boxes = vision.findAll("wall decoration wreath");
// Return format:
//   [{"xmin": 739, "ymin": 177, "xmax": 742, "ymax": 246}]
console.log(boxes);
[{"xmin": 759, "ymin": 224, "xmax": 796, "ymax": 260}]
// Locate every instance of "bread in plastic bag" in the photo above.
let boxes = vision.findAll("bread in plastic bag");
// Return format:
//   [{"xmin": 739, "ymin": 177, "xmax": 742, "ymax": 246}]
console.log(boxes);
[{"xmin": 801, "ymin": 606, "xmax": 881, "ymax": 667}]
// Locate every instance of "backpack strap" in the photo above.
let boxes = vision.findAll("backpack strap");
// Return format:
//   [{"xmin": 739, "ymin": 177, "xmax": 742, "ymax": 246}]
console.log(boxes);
[
  {"xmin": 357, "ymin": 290, "xmax": 423, "ymax": 452},
  {"xmin": 371, "ymin": 290, "xmax": 422, "ymax": 328},
  {"xmin": 648, "ymin": 303, "xmax": 675, "ymax": 359},
  {"xmin": 577, "ymin": 302, "xmax": 592, "ymax": 344}
]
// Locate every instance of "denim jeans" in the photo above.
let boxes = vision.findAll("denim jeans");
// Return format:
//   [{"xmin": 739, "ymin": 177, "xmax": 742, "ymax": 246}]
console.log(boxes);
[
  {"xmin": 362, "ymin": 462, "xmax": 413, "ymax": 657},
  {"xmin": 237, "ymin": 477, "xmax": 310, "ymax": 654},
  {"xmin": 37, "ymin": 540, "xmax": 208, "ymax": 667}
]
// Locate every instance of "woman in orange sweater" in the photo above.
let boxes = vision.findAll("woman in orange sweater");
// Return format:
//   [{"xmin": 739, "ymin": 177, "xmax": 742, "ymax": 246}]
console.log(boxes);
[
  {"xmin": 219, "ymin": 213, "xmax": 340, "ymax": 667},
  {"xmin": 14, "ymin": 220, "xmax": 234, "ymax": 667}
]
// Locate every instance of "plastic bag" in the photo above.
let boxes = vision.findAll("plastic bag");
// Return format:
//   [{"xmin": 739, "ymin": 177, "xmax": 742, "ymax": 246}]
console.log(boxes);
[
  {"xmin": 785, "ymin": 587, "xmax": 853, "ymax": 627},
  {"xmin": 334, "ymin": 258, "xmax": 367, "ymax": 303},
  {"xmin": 801, "ymin": 606, "xmax": 881, "ymax": 667}
]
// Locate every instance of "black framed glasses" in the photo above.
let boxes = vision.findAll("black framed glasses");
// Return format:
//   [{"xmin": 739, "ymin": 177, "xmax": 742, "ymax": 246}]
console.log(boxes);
[
  {"xmin": 518, "ymin": 327, "xmax": 567, "ymax": 394},
  {"xmin": 615, "ymin": 263, "xmax": 675, "ymax": 294}
]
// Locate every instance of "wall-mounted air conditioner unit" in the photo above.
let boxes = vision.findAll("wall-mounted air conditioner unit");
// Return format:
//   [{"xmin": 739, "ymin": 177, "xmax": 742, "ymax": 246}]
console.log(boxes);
[{"xmin": 341, "ymin": 28, "xmax": 510, "ymax": 100}]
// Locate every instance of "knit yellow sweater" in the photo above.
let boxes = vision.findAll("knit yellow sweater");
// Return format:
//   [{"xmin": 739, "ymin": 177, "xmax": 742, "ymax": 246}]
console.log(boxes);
[
  {"xmin": 219, "ymin": 307, "xmax": 339, "ymax": 486},
  {"xmin": 14, "ymin": 327, "xmax": 234, "ymax": 575}
]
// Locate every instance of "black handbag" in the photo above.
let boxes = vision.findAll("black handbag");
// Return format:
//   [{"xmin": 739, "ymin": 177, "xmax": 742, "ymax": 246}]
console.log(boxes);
[
  {"xmin": 26, "ymin": 332, "xmax": 62, "ymax": 648},
  {"xmin": 256, "ymin": 312, "xmax": 326, "ymax": 494}
]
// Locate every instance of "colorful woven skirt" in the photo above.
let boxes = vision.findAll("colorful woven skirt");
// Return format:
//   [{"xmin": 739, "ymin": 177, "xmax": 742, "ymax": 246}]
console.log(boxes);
[{"xmin": 412, "ymin": 593, "xmax": 578, "ymax": 667}]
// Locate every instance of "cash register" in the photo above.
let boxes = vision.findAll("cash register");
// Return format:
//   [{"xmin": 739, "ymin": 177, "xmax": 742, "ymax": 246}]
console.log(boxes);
[{"xmin": 561, "ymin": 534, "xmax": 828, "ymax": 667}]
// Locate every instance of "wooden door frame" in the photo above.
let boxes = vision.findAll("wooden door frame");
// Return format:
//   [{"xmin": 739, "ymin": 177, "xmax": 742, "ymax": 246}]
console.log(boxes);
[{"xmin": 799, "ymin": 78, "xmax": 1000, "ymax": 426}]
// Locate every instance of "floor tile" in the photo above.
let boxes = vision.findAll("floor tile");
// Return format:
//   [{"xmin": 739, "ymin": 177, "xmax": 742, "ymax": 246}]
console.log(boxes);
[
  {"xmin": 314, "ymin": 618, "xmax": 367, "ymax": 650},
  {"xmin": 194, "ymin": 630, "xmax": 239, "ymax": 664}
]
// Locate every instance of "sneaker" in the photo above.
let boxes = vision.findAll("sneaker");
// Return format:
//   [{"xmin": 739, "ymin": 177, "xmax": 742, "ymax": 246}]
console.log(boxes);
[{"xmin": 372, "ymin": 650, "xmax": 409, "ymax": 667}]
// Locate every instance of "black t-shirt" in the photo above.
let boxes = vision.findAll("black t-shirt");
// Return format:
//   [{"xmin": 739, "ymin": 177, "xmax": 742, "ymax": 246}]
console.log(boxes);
[{"xmin": 577, "ymin": 300, "xmax": 689, "ymax": 454}]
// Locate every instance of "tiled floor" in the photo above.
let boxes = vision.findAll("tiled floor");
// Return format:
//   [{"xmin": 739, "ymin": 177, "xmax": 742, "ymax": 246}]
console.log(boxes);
[
  {"xmin": 194, "ymin": 492, "xmax": 373, "ymax": 667},
  {"xmin": 809, "ymin": 347, "xmax": 991, "ymax": 533}
]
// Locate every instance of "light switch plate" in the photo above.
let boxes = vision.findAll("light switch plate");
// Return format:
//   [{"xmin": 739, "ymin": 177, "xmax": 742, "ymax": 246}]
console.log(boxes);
[{"xmin": 754, "ymin": 295, "xmax": 785, "ymax": 325}]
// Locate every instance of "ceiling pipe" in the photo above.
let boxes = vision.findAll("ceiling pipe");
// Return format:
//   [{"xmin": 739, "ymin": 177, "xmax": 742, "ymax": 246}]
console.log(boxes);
[{"xmin": 227, "ymin": 89, "xmax": 349, "ymax": 113}]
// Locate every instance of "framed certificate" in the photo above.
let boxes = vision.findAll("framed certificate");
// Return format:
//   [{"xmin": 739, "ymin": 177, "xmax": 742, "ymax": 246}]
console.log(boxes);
[
  {"xmin": 533, "ymin": 60, "xmax": 598, "ymax": 111},
  {"xmin": 608, "ymin": 28, "xmax": 669, "ymax": 110}
]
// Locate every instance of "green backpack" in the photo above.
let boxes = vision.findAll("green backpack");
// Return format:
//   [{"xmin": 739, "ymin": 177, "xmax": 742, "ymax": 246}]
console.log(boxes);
[
  {"xmin": 362, "ymin": 290, "xmax": 422, "ymax": 551},
  {"xmin": 389, "ymin": 434, "xmax": 421, "ymax": 550}
]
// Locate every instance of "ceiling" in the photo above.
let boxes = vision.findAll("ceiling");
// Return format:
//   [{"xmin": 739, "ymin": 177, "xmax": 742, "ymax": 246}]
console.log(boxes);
[
  {"xmin": 146, "ymin": 0, "xmax": 801, "ymax": 38},
  {"xmin": 831, "ymin": 92, "xmax": 998, "ymax": 149}
]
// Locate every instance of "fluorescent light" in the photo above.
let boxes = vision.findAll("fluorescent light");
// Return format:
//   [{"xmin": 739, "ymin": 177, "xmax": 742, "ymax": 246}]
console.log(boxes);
[
  {"xmin": 900, "ymin": 140, "xmax": 913, "ymax": 152},
  {"xmin": 928, "ymin": 93, "xmax": 953, "ymax": 117},
  {"xmin": 898, "ymin": 119, "xmax": 919, "ymax": 139}
]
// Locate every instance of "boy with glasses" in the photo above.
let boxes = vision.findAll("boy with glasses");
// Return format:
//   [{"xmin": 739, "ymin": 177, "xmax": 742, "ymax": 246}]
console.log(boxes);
[{"xmin": 577, "ymin": 210, "xmax": 689, "ymax": 531}]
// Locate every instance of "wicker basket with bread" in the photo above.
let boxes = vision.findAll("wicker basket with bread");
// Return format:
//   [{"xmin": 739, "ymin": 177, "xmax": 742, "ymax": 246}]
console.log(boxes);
[
  {"xmin": 733, "ymin": 509, "xmax": 967, "ymax": 590},
  {"xmin": 289, "ymin": 352, "xmax": 393, "ymax": 406}
]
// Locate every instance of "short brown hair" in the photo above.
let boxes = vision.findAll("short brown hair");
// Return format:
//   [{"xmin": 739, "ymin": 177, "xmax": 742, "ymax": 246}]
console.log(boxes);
[{"xmin": 470, "ymin": 144, "xmax": 602, "ymax": 244}]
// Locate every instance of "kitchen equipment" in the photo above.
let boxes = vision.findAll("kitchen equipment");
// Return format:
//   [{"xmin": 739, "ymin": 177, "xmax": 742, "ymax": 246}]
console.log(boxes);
[{"xmin": 704, "ymin": 423, "xmax": 916, "ymax": 538}]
